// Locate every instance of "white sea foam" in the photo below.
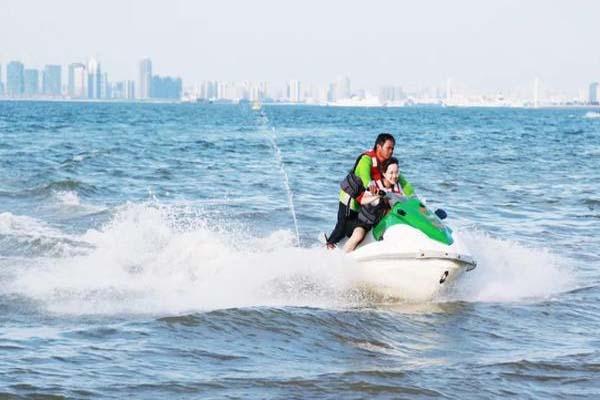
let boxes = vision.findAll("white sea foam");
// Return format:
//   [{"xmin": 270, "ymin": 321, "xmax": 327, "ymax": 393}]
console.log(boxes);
[
  {"xmin": 0, "ymin": 211, "xmax": 94, "ymax": 258},
  {"xmin": 0, "ymin": 212, "xmax": 63, "ymax": 238},
  {"xmin": 48, "ymin": 189, "xmax": 106, "ymax": 215},
  {"xmin": 54, "ymin": 190, "xmax": 81, "ymax": 206},
  {"xmin": 2, "ymin": 204, "xmax": 575, "ymax": 314},
  {"xmin": 584, "ymin": 111, "xmax": 600, "ymax": 119},
  {"xmin": 446, "ymin": 229, "xmax": 573, "ymax": 302},
  {"xmin": 6, "ymin": 203, "xmax": 358, "ymax": 314},
  {"xmin": 0, "ymin": 212, "xmax": 86, "ymax": 258}
]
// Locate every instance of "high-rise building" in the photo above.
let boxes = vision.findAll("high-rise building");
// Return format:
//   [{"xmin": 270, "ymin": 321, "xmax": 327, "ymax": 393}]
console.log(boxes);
[
  {"xmin": 258, "ymin": 81, "xmax": 269, "ymax": 100},
  {"xmin": 302, "ymin": 84, "xmax": 322, "ymax": 103},
  {"xmin": 87, "ymin": 58, "xmax": 102, "ymax": 99},
  {"xmin": 110, "ymin": 81, "xmax": 124, "ymax": 99},
  {"xmin": 6, "ymin": 61, "xmax": 25, "ymax": 97},
  {"xmin": 287, "ymin": 80, "xmax": 302, "ymax": 102},
  {"xmin": 43, "ymin": 65, "xmax": 62, "ymax": 96},
  {"xmin": 446, "ymin": 78, "xmax": 452, "ymax": 102},
  {"xmin": 68, "ymin": 63, "xmax": 87, "ymax": 98},
  {"xmin": 125, "ymin": 80, "xmax": 135, "ymax": 100},
  {"xmin": 200, "ymin": 81, "xmax": 218, "ymax": 100},
  {"xmin": 110, "ymin": 81, "xmax": 133, "ymax": 100},
  {"xmin": 138, "ymin": 58, "xmax": 152, "ymax": 99},
  {"xmin": 326, "ymin": 76, "xmax": 351, "ymax": 103},
  {"xmin": 150, "ymin": 75, "xmax": 182, "ymax": 99},
  {"xmin": 100, "ymin": 72, "xmax": 109, "ymax": 99},
  {"xmin": 249, "ymin": 81, "xmax": 268, "ymax": 101},
  {"xmin": 24, "ymin": 69, "xmax": 39, "ymax": 96},
  {"xmin": 379, "ymin": 86, "xmax": 405, "ymax": 104},
  {"xmin": 589, "ymin": 82, "xmax": 599, "ymax": 105},
  {"xmin": 327, "ymin": 82, "xmax": 336, "ymax": 102},
  {"xmin": 335, "ymin": 76, "xmax": 351, "ymax": 100},
  {"xmin": 533, "ymin": 77, "xmax": 540, "ymax": 108},
  {"xmin": 217, "ymin": 81, "xmax": 228, "ymax": 100}
]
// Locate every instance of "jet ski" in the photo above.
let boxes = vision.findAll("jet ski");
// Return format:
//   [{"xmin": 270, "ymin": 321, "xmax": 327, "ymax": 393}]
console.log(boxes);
[{"xmin": 349, "ymin": 195, "xmax": 476, "ymax": 301}]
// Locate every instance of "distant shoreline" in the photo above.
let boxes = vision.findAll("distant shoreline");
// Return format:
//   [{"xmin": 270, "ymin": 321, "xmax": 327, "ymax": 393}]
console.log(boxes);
[{"xmin": 0, "ymin": 98, "xmax": 599, "ymax": 110}]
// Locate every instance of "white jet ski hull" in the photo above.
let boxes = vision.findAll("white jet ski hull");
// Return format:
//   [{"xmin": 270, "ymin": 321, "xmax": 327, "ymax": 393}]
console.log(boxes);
[{"xmin": 349, "ymin": 224, "xmax": 476, "ymax": 301}]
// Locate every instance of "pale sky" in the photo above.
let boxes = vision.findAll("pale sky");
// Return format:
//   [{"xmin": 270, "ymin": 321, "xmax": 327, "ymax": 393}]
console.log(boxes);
[{"xmin": 1, "ymin": 0, "xmax": 599, "ymax": 93}]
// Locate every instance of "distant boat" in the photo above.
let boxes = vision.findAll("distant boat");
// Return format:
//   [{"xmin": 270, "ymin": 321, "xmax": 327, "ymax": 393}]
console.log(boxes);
[{"xmin": 251, "ymin": 100, "xmax": 262, "ymax": 111}]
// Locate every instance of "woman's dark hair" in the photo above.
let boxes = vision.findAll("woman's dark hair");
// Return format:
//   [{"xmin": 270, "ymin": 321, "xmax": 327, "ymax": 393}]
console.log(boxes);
[
  {"xmin": 382, "ymin": 157, "xmax": 399, "ymax": 173},
  {"xmin": 373, "ymin": 133, "xmax": 395, "ymax": 151}
]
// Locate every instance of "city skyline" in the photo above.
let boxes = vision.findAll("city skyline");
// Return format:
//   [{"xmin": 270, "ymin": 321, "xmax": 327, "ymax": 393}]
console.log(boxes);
[
  {"xmin": 0, "ymin": 57, "xmax": 182, "ymax": 101},
  {"xmin": 1, "ymin": 0, "xmax": 600, "ymax": 94},
  {"xmin": 1, "ymin": 55, "xmax": 599, "ymax": 107}
]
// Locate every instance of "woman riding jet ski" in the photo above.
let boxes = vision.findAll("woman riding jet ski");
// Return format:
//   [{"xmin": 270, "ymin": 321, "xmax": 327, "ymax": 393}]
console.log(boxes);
[
  {"xmin": 343, "ymin": 157, "xmax": 408, "ymax": 252},
  {"xmin": 332, "ymin": 157, "xmax": 477, "ymax": 301}
]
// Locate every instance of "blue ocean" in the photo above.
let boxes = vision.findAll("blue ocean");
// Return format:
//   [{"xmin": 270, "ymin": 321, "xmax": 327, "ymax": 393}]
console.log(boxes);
[{"xmin": 0, "ymin": 101, "xmax": 599, "ymax": 399}]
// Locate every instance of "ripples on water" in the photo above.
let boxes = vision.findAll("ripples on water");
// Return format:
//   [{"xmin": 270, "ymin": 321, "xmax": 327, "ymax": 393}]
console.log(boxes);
[{"xmin": 0, "ymin": 101, "xmax": 599, "ymax": 399}]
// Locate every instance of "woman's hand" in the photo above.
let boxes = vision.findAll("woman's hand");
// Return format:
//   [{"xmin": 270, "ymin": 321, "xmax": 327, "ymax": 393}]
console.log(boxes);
[
  {"xmin": 368, "ymin": 181, "xmax": 379, "ymax": 194},
  {"xmin": 361, "ymin": 191, "xmax": 381, "ymax": 205}
]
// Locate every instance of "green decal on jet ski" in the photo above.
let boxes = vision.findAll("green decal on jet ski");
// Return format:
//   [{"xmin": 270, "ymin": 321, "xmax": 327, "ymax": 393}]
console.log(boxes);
[{"xmin": 372, "ymin": 197, "xmax": 454, "ymax": 245}]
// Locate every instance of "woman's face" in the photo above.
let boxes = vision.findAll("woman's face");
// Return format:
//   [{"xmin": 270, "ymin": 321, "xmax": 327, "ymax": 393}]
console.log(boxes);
[{"xmin": 383, "ymin": 163, "xmax": 399, "ymax": 186}]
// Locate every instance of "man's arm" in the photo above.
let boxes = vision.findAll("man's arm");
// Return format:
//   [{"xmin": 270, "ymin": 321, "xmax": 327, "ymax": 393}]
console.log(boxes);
[{"xmin": 354, "ymin": 155, "xmax": 373, "ymax": 188}]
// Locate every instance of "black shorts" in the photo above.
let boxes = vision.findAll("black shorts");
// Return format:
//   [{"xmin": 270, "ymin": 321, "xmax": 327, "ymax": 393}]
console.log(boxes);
[{"xmin": 347, "ymin": 218, "xmax": 373, "ymax": 234}]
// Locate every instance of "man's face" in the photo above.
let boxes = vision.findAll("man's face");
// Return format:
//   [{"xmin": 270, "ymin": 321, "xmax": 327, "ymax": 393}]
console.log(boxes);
[{"xmin": 376, "ymin": 140, "xmax": 395, "ymax": 161}]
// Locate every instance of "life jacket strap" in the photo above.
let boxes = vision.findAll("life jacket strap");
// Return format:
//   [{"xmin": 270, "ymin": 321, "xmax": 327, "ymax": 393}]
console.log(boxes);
[{"xmin": 375, "ymin": 179, "xmax": 404, "ymax": 195}]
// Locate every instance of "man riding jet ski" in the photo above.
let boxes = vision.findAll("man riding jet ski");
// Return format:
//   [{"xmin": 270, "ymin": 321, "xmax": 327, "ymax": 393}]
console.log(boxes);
[
  {"xmin": 325, "ymin": 134, "xmax": 476, "ymax": 300},
  {"xmin": 325, "ymin": 133, "xmax": 414, "ymax": 250}
]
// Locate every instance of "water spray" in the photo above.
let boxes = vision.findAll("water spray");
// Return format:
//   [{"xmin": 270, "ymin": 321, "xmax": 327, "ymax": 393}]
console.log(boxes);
[
  {"xmin": 256, "ymin": 111, "xmax": 301, "ymax": 246},
  {"xmin": 268, "ymin": 127, "xmax": 301, "ymax": 247}
]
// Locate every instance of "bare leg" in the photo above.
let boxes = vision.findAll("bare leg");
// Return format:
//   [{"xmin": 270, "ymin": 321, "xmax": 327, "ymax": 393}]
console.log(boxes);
[{"xmin": 343, "ymin": 227, "xmax": 366, "ymax": 253}]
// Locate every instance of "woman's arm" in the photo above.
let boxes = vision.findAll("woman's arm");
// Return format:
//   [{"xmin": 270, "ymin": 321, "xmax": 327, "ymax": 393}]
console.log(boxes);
[{"xmin": 360, "ymin": 191, "xmax": 381, "ymax": 205}]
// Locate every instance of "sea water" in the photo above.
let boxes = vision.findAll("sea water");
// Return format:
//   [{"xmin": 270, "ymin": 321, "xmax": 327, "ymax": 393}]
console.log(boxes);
[{"xmin": 0, "ymin": 102, "xmax": 599, "ymax": 398}]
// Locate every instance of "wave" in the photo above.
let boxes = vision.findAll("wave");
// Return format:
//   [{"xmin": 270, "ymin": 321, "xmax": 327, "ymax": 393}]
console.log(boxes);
[
  {"xmin": 0, "ymin": 212, "xmax": 91, "ymax": 258},
  {"xmin": 483, "ymin": 350, "xmax": 600, "ymax": 376},
  {"xmin": 34, "ymin": 179, "xmax": 97, "ymax": 196},
  {"xmin": 60, "ymin": 150, "xmax": 107, "ymax": 166},
  {"xmin": 584, "ymin": 111, "xmax": 600, "ymax": 119},
  {"xmin": 53, "ymin": 190, "xmax": 81, "ymax": 206},
  {"xmin": 583, "ymin": 198, "xmax": 600, "ymax": 210},
  {"xmin": 0, "ymin": 212, "xmax": 65, "ymax": 238},
  {"xmin": 0, "ymin": 179, "xmax": 98, "ymax": 200}
]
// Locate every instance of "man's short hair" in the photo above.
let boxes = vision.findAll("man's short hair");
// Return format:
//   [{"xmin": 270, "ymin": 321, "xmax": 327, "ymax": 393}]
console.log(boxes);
[{"xmin": 373, "ymin": 133, "xmax": 395, "ymax": 151}]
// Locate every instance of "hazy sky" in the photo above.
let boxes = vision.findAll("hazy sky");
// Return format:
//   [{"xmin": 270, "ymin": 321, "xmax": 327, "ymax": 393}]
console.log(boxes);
[{"xmin": 1, "ymin": 0, "xmax": 599, "ymax": 93}]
